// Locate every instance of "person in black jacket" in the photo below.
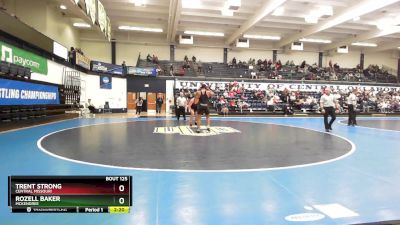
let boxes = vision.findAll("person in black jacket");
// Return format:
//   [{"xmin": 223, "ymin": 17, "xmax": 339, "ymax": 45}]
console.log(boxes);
[{"xmin": 156, "ymin": 95, "xmax": 163, "ymax": 114}]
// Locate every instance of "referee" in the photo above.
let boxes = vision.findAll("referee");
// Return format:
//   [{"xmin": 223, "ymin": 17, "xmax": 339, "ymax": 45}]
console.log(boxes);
[
  {"xmin": 320, "ymin": 88, "xmax": 339, "ymax": 132},
  {"xmin": 347, "ymin": 89, "xmax": 358, "ymax": 126},
  {"xmin": 176, "ymin": 92, "xmax": 187, "ymax": 121}
]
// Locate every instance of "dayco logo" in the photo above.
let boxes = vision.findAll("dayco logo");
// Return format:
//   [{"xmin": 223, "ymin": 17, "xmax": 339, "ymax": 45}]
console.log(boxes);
[
  {"xmin": 154, "ymin": 126, "xmax": 240, "ymax": 136},
  {"xmin": 1, "ymin": 44, "xmax": 40, "ymax": 68}
]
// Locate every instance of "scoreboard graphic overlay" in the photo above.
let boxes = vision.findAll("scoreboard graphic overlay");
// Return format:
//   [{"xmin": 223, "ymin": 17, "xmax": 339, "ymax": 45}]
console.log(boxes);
[{"xmin": 8, "ymin": 176, "xmax": 132, "ymax": 213}]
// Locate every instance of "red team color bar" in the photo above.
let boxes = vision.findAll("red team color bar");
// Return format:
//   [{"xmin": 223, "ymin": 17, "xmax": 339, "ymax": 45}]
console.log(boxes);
[{"xmin": 8, "ymin": 176, "xmax": 132, "ymax": 213}]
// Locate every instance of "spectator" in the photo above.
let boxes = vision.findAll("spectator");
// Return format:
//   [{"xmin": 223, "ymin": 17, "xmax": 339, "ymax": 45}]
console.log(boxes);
[
  {"xmin": 183, "ymin": 87, "xmax": 191, "ymax": 99},
  {"xmin": 250, "ymin": 71, "xmax": 257, "ymax": 79},
  {"xmin": 146, "ymin": 54, "xmax": 152, "ymax": 62},
  {"xmin": 68, "ymin": 47, "xmax": 75, "ymax": 65},
  {"xmin": 122, "ymin": 61, "xmax": 127, "ymax": 75},
  {"xmin": 169, "ymin": 64, "xmax": 174, "ymax": 76},
  {"xmin": 267, "ymin": 97, "xmax": 275, "ymax": 112},
  {"xmin": 184, "ymin": 55, "xmax": 189, "ymax": 63},
  {"xmin": 207, "ymin": 65, "xmax": 213, "ymax": 73},
  {"xmin": 136, "ymin": 97, "xmax": 144, "ymax": 116},
  {"xmin": 156, "ymin": 95, "xmax": 163, "ymax": 114},
  {"xmin": 152, "ymin": 55, "xmax": 159, "ymax": 64},
  {"xmin": 192, "ymin": 56, "xmax": 197, "ymax": 63},
  {"xmin": 219, "ymin": 97, "xmax": 229, "ymax": 116},
  {"xmin": 232, "ymin": 57, "xmax": 237, "ymax": 66},
  {"xmin": 197, "ymin": 61, "xmax": 203, "ymax": 73},
  {"xmin": 86, "ymin": 99, "xmax": 96, "ymax": 114},
  {"xmin": 300, "ymin": 60, "xmax": 306, "ymax": 69}
]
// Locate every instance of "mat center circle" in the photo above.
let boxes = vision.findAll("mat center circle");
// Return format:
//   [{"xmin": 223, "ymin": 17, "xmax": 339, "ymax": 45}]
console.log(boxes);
[{"xmin": 40, "ymin": 120, "xmax": 352, "ymax": 170}]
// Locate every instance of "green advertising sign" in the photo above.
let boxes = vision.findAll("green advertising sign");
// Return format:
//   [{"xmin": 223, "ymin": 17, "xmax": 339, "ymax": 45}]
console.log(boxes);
[{"xmin": 0, "ymin": 41, "xmax": 48, "ymax": 75}]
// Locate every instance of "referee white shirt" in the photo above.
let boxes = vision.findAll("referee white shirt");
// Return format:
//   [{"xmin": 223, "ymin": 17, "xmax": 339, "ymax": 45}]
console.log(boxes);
[
  {"xmin": 347, "ymin": 93, "xmax": 357, "ymax": 105},
  {"xmin": 320, "ymin": 94, "xmax": 336, "ymax": 108},
  {"xmin": 176, "ymin": 96, "xmax": 187, "ymax": 107}
]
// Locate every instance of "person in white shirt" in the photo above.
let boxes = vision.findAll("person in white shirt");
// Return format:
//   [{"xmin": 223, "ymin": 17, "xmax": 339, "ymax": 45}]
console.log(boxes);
[
  {"xmin": 135, "ymin": 97, "xmax": 143, "ymax": 115},
  {"xmin": 320, "ymin": 88, "xmax": 339, "ymax": 132},
  {"xmin": 347, "ymin": 89, "xmax": 358, "ymax": 126},
  {"xmin": 176, "ymin": 92, "xmax": 187, "ymax": 121}
]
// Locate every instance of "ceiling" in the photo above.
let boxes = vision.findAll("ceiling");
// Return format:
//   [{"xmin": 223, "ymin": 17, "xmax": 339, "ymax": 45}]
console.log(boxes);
[{"xmin": 68, "ymin": 0, "xmax": 400, "ymax": 52}]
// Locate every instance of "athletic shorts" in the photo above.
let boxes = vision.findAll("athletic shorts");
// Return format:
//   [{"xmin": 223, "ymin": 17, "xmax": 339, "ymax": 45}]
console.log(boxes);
[
  {"xmin": 197, "ymin": 104, "xmax": 209, "ymax": 115},
  {"xmin": 191, "ymin": 104, "xmax": 197, "ymax": 112}
]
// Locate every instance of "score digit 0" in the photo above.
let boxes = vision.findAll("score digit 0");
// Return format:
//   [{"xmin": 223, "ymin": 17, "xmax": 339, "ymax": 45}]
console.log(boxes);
[
  {"xmin": 119, "ymin": 185, "xmax": 124, "ymax": 192},
  {"xmin": 119, "ymin": 197, "xmax": 125, "ymax": 205}
]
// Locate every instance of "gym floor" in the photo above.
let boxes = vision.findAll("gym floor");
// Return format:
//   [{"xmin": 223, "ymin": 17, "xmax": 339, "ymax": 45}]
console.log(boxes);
[{"xmin": 1, "ymin": 116, "xmax": 400, "ymax": 225}]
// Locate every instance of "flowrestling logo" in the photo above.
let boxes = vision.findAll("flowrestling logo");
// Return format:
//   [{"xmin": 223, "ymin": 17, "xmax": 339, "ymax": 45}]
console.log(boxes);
[
  {"xmin": 154, "ymin": 126, "xmax": 241, "ymax": 136},
  {"xmin": 0, "ymin": 41, "xmax": 48, "ymax": 75}
]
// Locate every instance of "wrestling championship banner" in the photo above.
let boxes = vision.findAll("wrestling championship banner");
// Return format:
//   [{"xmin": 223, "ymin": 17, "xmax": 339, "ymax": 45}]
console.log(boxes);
[
  {"xmin": 175, "ymin": 80, "xmax": 400, "ymax": 92},
  {"xmin": 0, "ymin": 78, "xmax": 59, "ymax": 105}
]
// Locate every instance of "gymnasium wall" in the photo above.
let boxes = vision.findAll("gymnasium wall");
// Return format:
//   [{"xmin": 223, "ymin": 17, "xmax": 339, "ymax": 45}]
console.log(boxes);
[
  {"xmin": 45, "ymin": 3, "xmax": 80, "ymax": 49},
  {"xmin": 80, "ymin": 40, "xmax": 112, "ymax": 64},
  {"xmin": 324, "ymin": 51, "xmax": 361, "ymax": 68},
  {"xmin": 116, "ymin": 43, "xmax": 170, "ymax": 66},
  {"xmin": 81, "ymin": 74, "xmax": 127, "ymax": 109},
  {"xmin": 175, "ymin": 46, "xmax": 223, "ymax": 62},
  {"xmin": 228, "ymin": 49, "xmax": 273, "ymax": 62},
  {"xmin": 279, "ymin": 51, "xmax": 319, "ymax": 65},
  {"xmin": 3, "ymin": 0, "xmax": 80, "ymax": 49},
  {"xmin": 364, "ymin": 52, "xmax": 398, "ymax": 70},
  {"xmin": 26, "ymin": 54, "xmax": 127, "ymax": 109},
  {"xmin": 77, "ymin": 39, "xmax": 399, "ymax": 71}
]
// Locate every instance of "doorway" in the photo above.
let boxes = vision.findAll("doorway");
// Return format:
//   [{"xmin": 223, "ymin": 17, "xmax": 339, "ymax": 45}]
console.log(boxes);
[{"xmin": 127, "ymin": 92, "xmax": 166, "ymax": 113}]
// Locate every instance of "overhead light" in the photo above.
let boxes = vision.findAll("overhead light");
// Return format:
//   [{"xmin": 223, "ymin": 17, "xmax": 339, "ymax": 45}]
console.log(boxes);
[
  {"xmin": 397, "ymin": 47, "xmax": 400, "ymax": 49},
  {"xmin": 243, "ymin": 34, "xmax": 281, "ymax": 40},
  {"xmin": 60, "ymin": 5, "xmax": 67, "ymax": 10},
  {"xmin": 130, "ymin": 0, "xmax": 145, "ymax": 6},
  {"xmin": 221, "ymin": 8, "xmax": 234, "ymax": 16},
  {"xmin": 184, "ymin": 31, "xmax": 224, "ymax": 37},
  {"xmin": 396, "ymin": 15, "xmax": 400, "ymax": 25},
  {"xmin": 119, "ymin": 26, "xmax": 163, "ymax": 32},
  {"xmin": 376, "ymin": 18, "xmax": 400, "ymax": 31},
  {"xmin": 305, "ymin": 14, "xmax": 318, "ymax": 24},
  {"xmin": 319, "ymin": 5, "xmax": 333, "ymax": 16},
  {"xmin": 299, "ymin": 38, "xmax": 331, "ymax": 43},
  {"xmin": 221, "ymin": 2, "xmax": 234, "ymax": 16},
  {"xmin": 353, "ymin": 16, "xmax": 360, "ymax": 21},
  {"xmin": 182, "ymin": 0, "xmax": 201, "ymax": 9},
  {"xmin": 73, "ymin": 22, "xmax": 91, "ymax": 28},
  {"xmin": 272, "ymin": 7, "xmax": 284, "ymax": 16},
  {"xmin": 351, "ymin": 42, "xmax": 377, "ymax": 47}
]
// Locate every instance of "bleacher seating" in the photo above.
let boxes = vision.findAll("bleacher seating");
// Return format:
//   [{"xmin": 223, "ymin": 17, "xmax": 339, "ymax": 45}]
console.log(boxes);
[
  {"xmin": 0, "ymin": 104, "xmax": 74, "ymax": 123},
  {"xmin": 0, "ymin": 60, "xmax": 31, "ymax": 79},
  {"xmin": 174, "ymin": 85, "xmax": 400, "ymax": 115},
  {"xmin": 136, "ymin": 55, "xmax": 398, "ymax": 84},
  {"xmin": 0, "ymin": 74, "xmax": 76, "ymax": 128}
]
